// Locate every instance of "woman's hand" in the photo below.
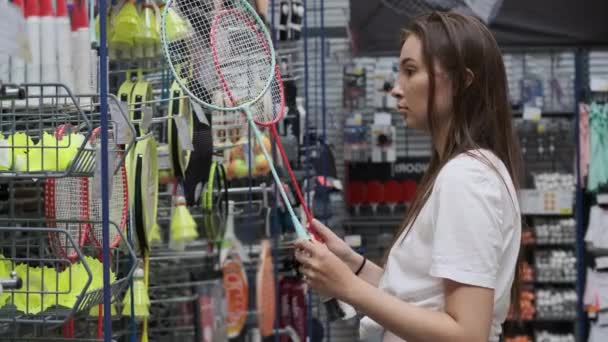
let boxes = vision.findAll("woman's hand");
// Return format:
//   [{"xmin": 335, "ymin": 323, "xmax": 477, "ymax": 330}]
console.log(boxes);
[
  {"xmin": 294, "ymin": 238, "xmax": 359, "ymax": 300},
  {"xmin": 310, "ymin": 219, "xmax": 363, "ymax": 272}
]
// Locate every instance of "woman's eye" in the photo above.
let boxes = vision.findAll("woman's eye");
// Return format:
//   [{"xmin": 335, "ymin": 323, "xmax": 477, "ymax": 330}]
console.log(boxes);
[{"xmin": 405, "ymin": 69, "xmax": 415, "ymax": 77}]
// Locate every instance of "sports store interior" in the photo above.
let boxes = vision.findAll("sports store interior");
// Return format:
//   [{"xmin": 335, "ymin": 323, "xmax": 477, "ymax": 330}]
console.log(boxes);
[{"xmin": 0, "ymin": 0, "xmax": 608, "ymax": 341}]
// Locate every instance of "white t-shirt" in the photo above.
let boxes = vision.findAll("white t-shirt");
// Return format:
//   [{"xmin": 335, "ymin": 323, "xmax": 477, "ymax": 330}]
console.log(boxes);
[{"xmin": 359, "ymin": 150, "xmax": 521, "ymax": 342}]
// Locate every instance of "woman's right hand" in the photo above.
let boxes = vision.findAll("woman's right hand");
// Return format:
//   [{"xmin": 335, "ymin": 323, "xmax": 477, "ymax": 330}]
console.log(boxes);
[{"xmin": 310, "ymin": 219, "xmax": 363, "ymax": 272}]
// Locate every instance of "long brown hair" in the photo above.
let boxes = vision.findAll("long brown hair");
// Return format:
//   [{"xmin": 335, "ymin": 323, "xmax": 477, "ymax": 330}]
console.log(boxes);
[{"xmin": 386, "ymin": 12, "xmax": 524, "ymax": 316}]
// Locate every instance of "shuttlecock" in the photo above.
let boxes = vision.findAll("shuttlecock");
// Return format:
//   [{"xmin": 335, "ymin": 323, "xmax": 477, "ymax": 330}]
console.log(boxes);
[
  {"xmin": 169, "ymin": 196, "xmax": 198, "ymax": 251},
  {"xmin": 9, "ymin": 132, "xmax": 33, "ymax": 172},
  {"xmin": 13, "ymin": 264, "xmax": 56, "ymax": 314},
  {"xmin": 148, "ymin": 223, "xmax": 161, "ymax": 245},
  {"xmin": 0, "ymin": 255, "xmax": 12, "ymax": 306},
  {"xmin": 122, "ymin": 267, "xmax": 149, "ymax": 320},
  {"xmin": 58, "ymin": 262, "xmax": 88, "ymax": 308},
  {"xmin": 135, "ymin": 0, "xmax": 160, "ymax": 57},
  {"xmin": 111, "ymin": 0, "xmax": 141, "ymax": 55},
  {"xmin": 0, "ymin": 136, "xmax": 13, "ymax": 171},
  {"xmin": 164, "ymin": 7, "xmax": 189, "ymax": 42}
]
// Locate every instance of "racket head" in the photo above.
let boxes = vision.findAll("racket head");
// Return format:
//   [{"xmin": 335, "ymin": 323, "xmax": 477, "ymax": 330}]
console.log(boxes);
[
  {"xmin": 45, "ymin": 125, "xmax": 89, "ymax": 261},
  {"xmin": 86, "ymin": 128, "xmax": 129, "ymax": 250},
  {"xmin": 202, "ymin": 161, "xmax": 228, "ymax": 244},
  {"xmin": 45, "ymin": 176, "xmax": 89, "ymax": 261},
  {"xmin": 222, "ymin": 255, "xmax": 248, "ymax": 338},
  {"xmin": 250, "ymin": 65, "xmax": 286, "ymax": 126},
  {"xmin": 168, "ymin": 81, "xmax": 193, "ymax": 179},
  {"xmin": 139, "ymin": 137, "xmax": 159, "ymax": 246},
  {"xmin": 160, "ymin": 0, "xmax": 275, "ymax": 111},
  {"xmin": 256, "ymin": 239, "xmax": 275, "ymax": 337}
]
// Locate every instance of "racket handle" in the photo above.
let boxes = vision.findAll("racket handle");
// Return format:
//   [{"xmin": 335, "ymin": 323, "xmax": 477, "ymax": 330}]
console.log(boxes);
[
  {"xmin": 244, "ymin": 108, "xmax": 308, "ymax": 240},
  {"xmin": 321, "ymin": 297, "xmax": 356, "ymax": 322}
]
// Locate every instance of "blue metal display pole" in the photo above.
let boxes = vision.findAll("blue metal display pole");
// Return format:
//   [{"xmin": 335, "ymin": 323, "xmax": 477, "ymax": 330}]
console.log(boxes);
[
  {"xmin": 98, "ymin": 0, "xmax": 112, "ymax": 339},
  {"xmin": 574, "ymin": 47, "xmax": 587, "ymax": 341},
  {"xmin": 269, "ymin": 1, "xmax": 281, "ymax": 341}
]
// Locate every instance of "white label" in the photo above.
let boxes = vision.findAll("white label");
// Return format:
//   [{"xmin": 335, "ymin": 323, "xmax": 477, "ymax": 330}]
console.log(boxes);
[
  {"xmin": 596, "ymin": 257, "xmax": 608, "ymax": 270},
  {"xmin": 94, "ymin": 144, "xmax": 114, "ymax": 195},
  {"xmin": 373, "ymin": 112, "xmax": 392, "ymax": 125},
  {"xmin": 590, "ymin": 77, "xmax": 608, "ymax": 92},
  {"xmin": 191, "ymin": 101, "xmax": 210, "ymax": 126},
  {"xmin": 523, "ymin": 105, "xmax": 542, "ymax": 121},
  {"xmin": 173, "ymin": 116, "xmax": 194, "ymax": 151},
  {"xmin": 157, "ymin": 148, "xmax": 170, "ymax": 170},
  {"xmin": 598, "ymin": 311, "xmax": 608, "ymax": 326},
  {"xmin": 141, "ymin": 106, "xmax": 153, "ymax": 132},
  {"xmin": 0, "ymin": 3, "xmax": 29, "ymax": 60},
  {"xmin": 109, "ymin": 101, "xmax": 133, "ymax": 145}
]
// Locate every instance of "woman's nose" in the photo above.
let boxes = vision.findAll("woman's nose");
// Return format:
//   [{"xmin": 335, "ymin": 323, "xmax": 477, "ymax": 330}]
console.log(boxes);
[{"xmin": 391, "ymin": 82, "xmax": 403, "ymax": 99}]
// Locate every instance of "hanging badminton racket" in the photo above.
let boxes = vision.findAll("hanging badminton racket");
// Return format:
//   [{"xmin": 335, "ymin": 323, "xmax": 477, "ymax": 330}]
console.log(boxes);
[
  {"xmin": 86, "ymin": 127, "xmax": 129, "ymax": 253},
  {"xmin": 246, "ymin": 65, "xmax": 321, "ymax": 240},
  {"xmin": 45, "ymin": 126, "xmax": 89, "ymax": 262},
  {"xmin": 202, "ymin": 161, "xmax": 228, "ymax": 248},
  {"xmin": 160, "ymin": 0, "xmax": 309, "ymax": 240}
]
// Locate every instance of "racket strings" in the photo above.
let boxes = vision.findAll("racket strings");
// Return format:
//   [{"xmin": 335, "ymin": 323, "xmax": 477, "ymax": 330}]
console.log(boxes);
[
  {"xmin": 49, "ymin": 177, "xmax": 89, "ymax": 259},
  {"xmin": 211, "ymin": 12, "xmax": 273, "ymax": 107},
  {"xmin": 249, "ymin": 66, "xmax": 283, "ymax": 125},
  {"xmin": 164, "ymin": 0, "xmax": 273, "ymax": 110},
  {"xmin": 87, "ymin": 166, "xmax": 127, "ymax": 249}
]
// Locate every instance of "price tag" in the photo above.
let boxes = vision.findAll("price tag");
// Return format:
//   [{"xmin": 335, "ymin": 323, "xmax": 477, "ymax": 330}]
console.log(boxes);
[
  {"xmin": 590, "ymin": 77, "xmax": 608, "ymax": 92},
  {"xmin": 556, "ymin": 191, "xmax": 574, "ymax": 214},
  {"xmin": 94, "ymin": 144, "xmax": 115, "ymax": 195},
  {"xmin": 191, "ymin": 101, "xmax": 210, "ymax": 126},
  {"xmin": 173, "ymin": 116, "xmax": 194, "ymax": 151},
  {"xmin": 523, "ymin": 105, "xmax": 542, "ymax": 121},
  {"xmin": 141, "ymin": 106, "xmax": 153, "ymax": 132},
  {"xmin": 109, "ymin": 101, "xmax": 133, "ymax": 144}
]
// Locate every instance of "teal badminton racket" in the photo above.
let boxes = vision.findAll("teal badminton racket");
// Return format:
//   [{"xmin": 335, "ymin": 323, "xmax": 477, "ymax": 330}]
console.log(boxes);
[{"xmin": 160, "ymin": 0, "xmax": 310, "ymax": 240}]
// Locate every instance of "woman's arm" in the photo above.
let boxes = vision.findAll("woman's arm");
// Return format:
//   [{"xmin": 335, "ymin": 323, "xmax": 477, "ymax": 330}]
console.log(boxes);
[
  {"xmin": 344, "ymin": 252, "xmax": 384, "ymax": 287},
  {"xmin": 347, "ymin": 277, "xmax": 494, "ymax": 342}
]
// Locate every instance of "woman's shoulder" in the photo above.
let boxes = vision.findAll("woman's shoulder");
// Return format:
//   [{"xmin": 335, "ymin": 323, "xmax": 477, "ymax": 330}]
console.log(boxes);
[{"xmin": 437, "ymin": 149, "xmax": 506, "ymax": 186}]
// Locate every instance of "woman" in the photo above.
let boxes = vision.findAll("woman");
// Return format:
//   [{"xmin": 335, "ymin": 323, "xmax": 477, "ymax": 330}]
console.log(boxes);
[{"xmin": 294, "ymin": 11, "xmax": 522, "ymax": 342}]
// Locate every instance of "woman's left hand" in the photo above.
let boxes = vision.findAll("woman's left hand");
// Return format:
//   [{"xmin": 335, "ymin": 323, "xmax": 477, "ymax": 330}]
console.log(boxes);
[{"xmin": 294, "ymin": 238, "xmax": 359, "ymax": 300}]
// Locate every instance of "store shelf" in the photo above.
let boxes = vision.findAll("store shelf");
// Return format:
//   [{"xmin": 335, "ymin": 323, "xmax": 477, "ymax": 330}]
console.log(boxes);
[{"xmin": 519, "ymin": 189, "xmax": 574, "ymax": 216}]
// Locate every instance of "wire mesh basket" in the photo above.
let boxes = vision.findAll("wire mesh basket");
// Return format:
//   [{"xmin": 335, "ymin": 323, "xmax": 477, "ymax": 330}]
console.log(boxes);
[
  {"xmin": 0, "ymin": 219, "xmax": 137, "ymax": 336},
  {"xmin": 0, "ymin": 84, "xmax": 135, "ymax": 178}
]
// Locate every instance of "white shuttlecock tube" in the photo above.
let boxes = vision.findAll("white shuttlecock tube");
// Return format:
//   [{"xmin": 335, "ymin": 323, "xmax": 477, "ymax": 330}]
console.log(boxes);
[
  {"xmin": 25, "ymin": 16, "xmax": 41, "ymax": 94},
  {"xmin": 56, "ymin": 16, "xmax": 73, "ymax": 93},
  {"xmin": 40, "ymin": 15, "xmax": 58, "ymax": 95}
]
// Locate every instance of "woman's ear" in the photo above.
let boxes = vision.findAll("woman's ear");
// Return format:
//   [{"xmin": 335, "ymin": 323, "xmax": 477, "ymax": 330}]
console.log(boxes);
[{"xmin": 465, "ymin": 68, "xmax": 475, "ymax": 88}]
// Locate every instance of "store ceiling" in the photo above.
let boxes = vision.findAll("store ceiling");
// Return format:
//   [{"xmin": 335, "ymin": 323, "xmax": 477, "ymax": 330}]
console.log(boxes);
[{"xmin": 349, "ymin": 0, "xmax": 608, "ymax": 56}]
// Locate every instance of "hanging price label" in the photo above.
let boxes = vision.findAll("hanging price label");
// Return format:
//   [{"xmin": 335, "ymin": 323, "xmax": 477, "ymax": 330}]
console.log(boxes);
[
  {"xmin": 173, "ymin": 115, "xmax": 194, "ymax": 151},
  {"xmin": 109, "ymin": 101, "xmax": 133, "ymax": 145},
  {"xmin": 191, "ymin": 101, "xmax": 210, "ymax": 126},
  {"xmin": 141, "ymin": 106, "xmax": 153, "ymax": 132}
]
